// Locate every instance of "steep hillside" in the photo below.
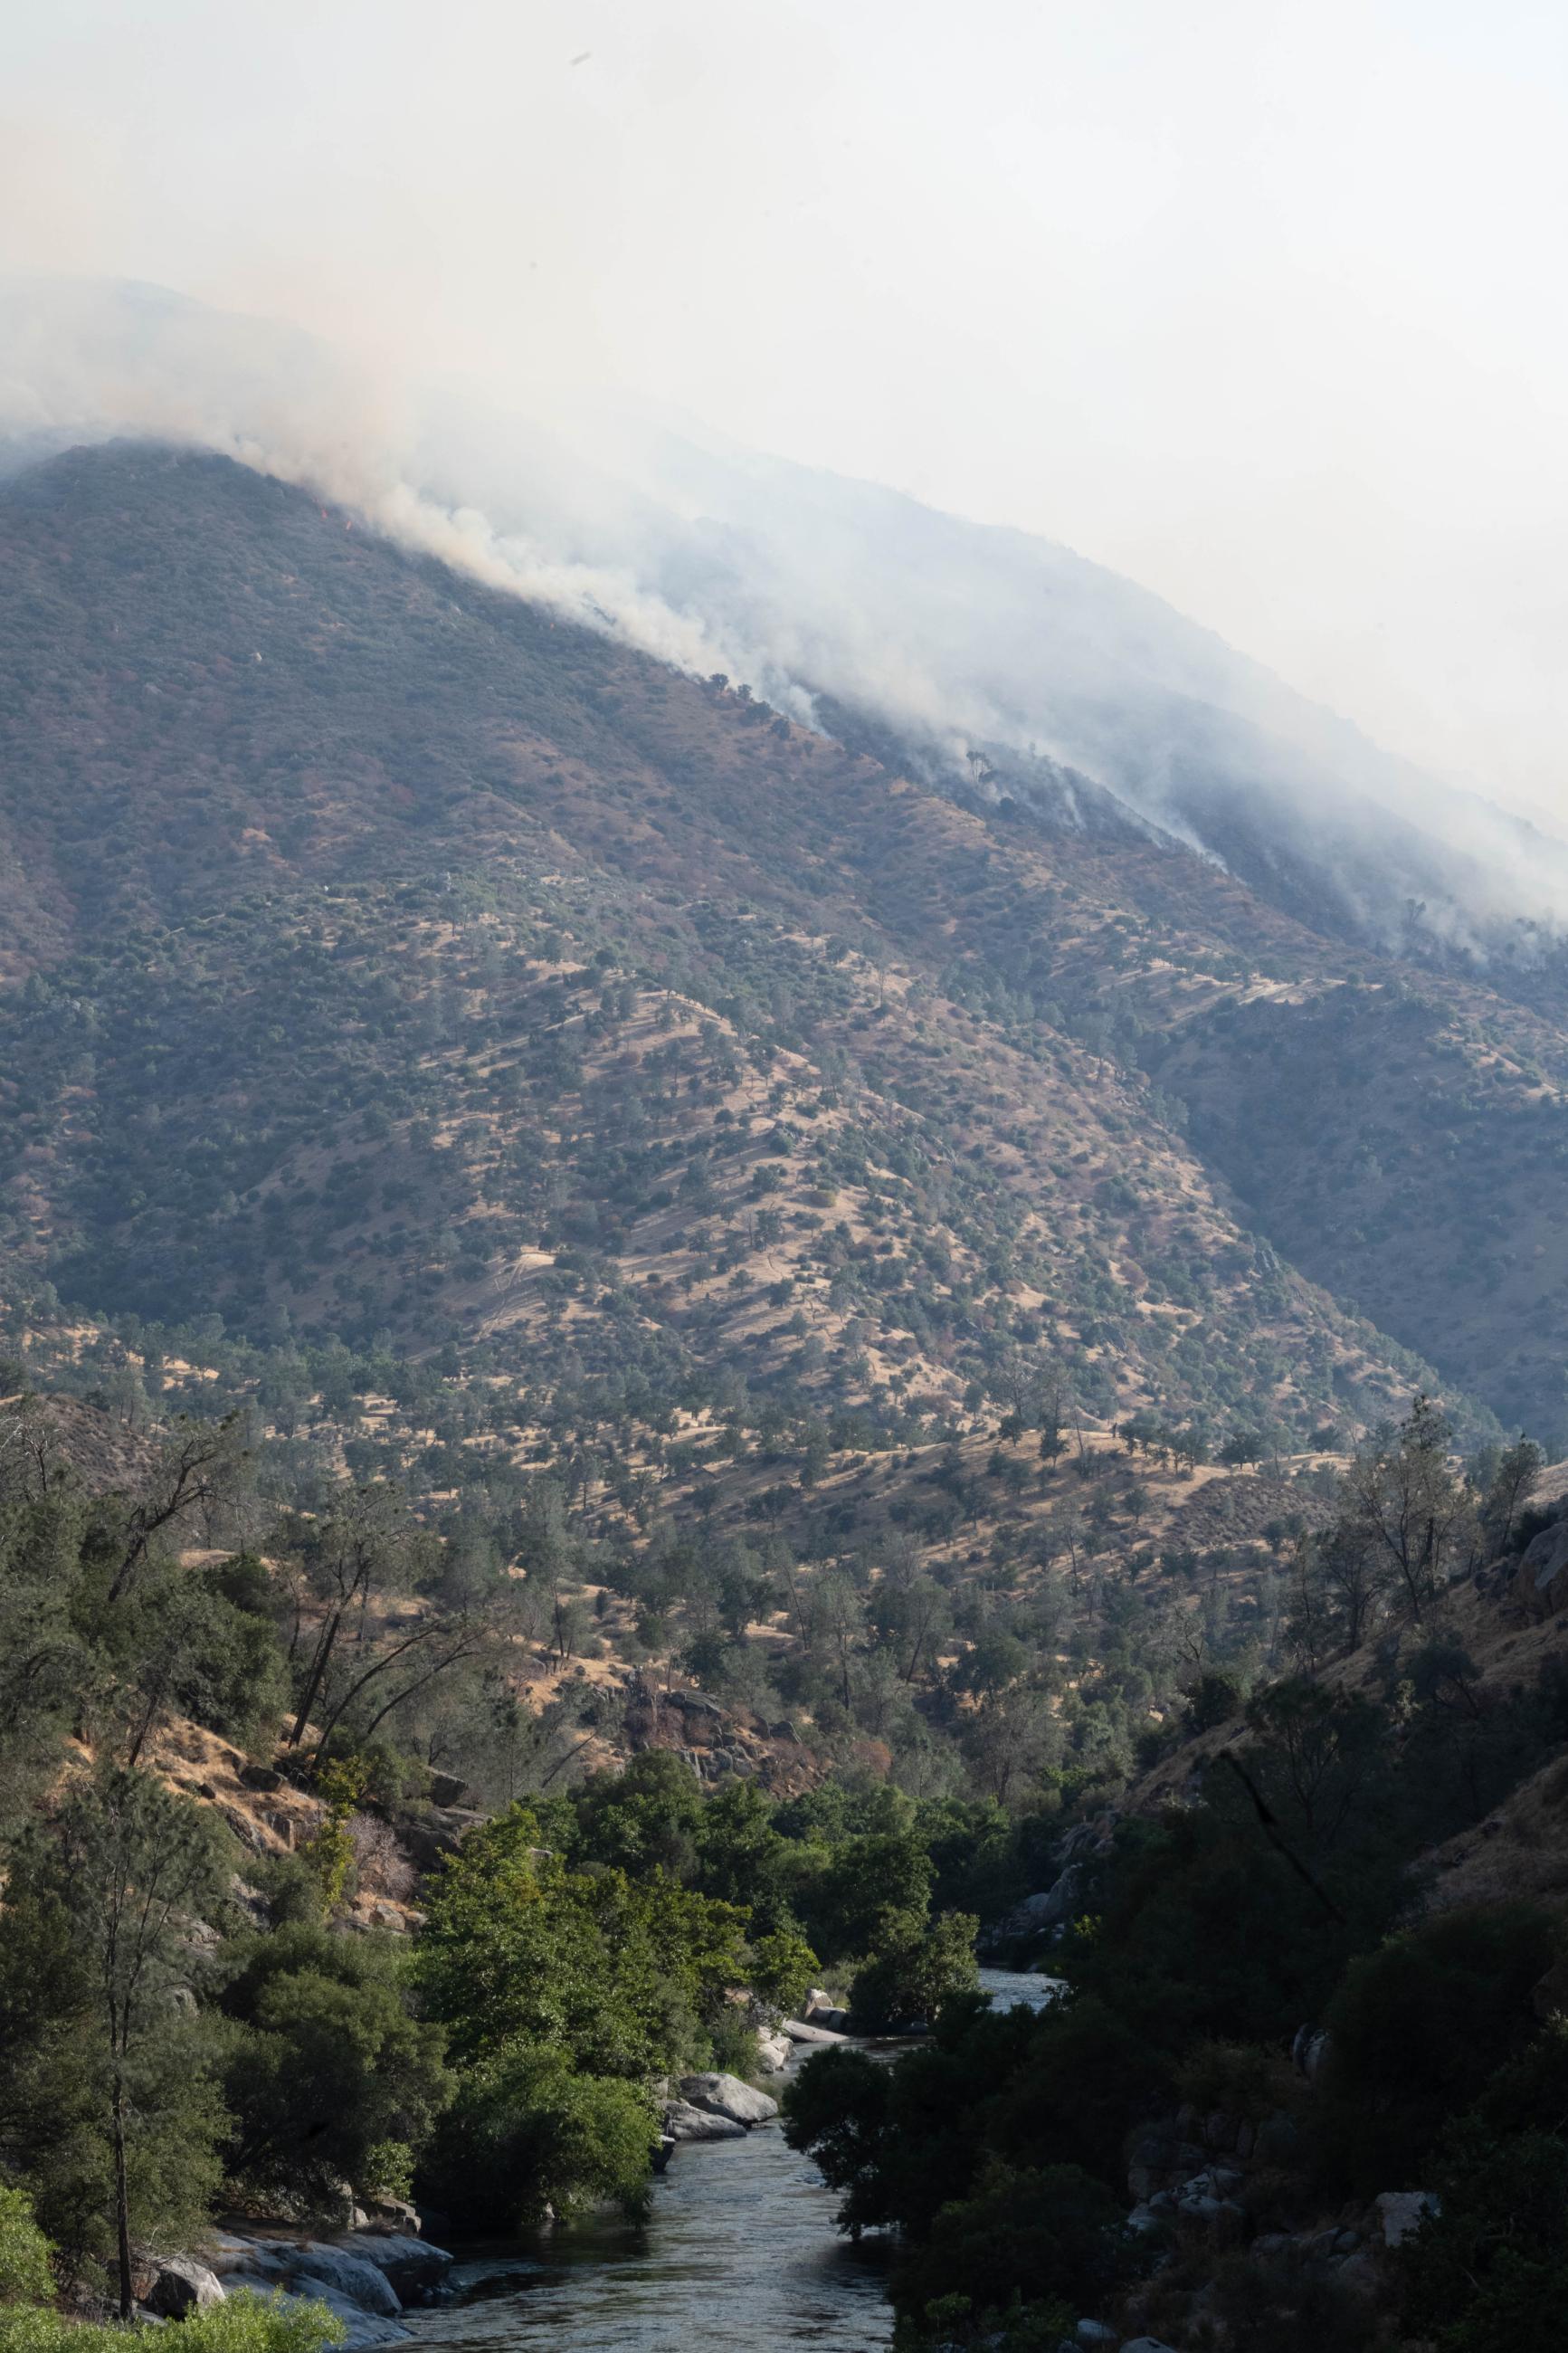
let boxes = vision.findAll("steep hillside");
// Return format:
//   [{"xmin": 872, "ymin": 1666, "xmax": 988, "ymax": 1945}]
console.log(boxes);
[
  {"xmin": 2, "ymin": 439, "xmax": 1565, "ymax": 1446},
  {"xmin": 1153, "ymin": 978, "xmax": 1568, "ymax": 1437}
]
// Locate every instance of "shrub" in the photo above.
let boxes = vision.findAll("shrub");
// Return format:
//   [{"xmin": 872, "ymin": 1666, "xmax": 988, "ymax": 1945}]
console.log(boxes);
[
  {"xmin": 1318, "ymin": 1903, "xmax": 1556, "ymax": 2190},
  {"xmin": 0, "ymin": 2190, "xmax": 52, "ymax": 2310},
  {"xmin": 418, "ymin": 2049, "xmax": 659, "ymax": 2227},
  {"xmin": 892, "ymin": 2162, "xmax": 1137, "ymax": 2335},
  {"xmin": 0, "ymin": 2293, "xmax": 344, "ymax": 2353},
  {"xmin": 848, "ymin": 1909, "xmax": 979, "ymax": 2032},
  {"xmin": 1400, "ymin": 2122, "xmax": 1568, "ymax": 2352},
  {"xmin": 747, "ymin": 1926, "xmax": 819, "ymax": 2018}
]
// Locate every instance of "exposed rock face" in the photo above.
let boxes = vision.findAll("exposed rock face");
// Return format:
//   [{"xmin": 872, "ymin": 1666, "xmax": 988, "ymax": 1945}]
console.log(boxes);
[
  {"xmin": 238, "ymin": 2244, "xmax": 402, "ymax": 2317},
  {"xmin": 1290, "ymin": 2023, "xmax": 1333, "ymax": 2082},
  {"xmin": 1375, "ymin": 2189, "xmax": 1439, "ymax": 2247},
  {"xmin": 1516, "ymin": 1518, "xmax": 1568, "ymax": 1616},
  {"xmin": 142, "ymin": 2257, "xmax": 225, "ymax": 2316},
  {"xmin": 336, "ymin": 2234, "xmax": 453, "ymax": 2301},
  {"xmin": 203, "ymin": 2226, "xmax": 455, "ymax": 2350},
  {"xmin": 677, "ymin": 2072, "xmax": 779, "ymax": 2126},
  {"xmin": 1126, "ymin": 2129, "xmax": 1208, "ymax": 2204},
  {"xmin": 981, "ymin": 1820, "xmax": 1118, "ymax": 1952}
]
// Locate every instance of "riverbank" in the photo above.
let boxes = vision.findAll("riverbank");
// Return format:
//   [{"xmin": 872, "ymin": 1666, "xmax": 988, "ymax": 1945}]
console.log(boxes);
[
  {"xmin": 394, "ymin": 1970, "xmax": 1060, "ymax": 2353},
  {"xmin": 403, "ymin": 2071, "xmax": 893, "ymax": 2353}
]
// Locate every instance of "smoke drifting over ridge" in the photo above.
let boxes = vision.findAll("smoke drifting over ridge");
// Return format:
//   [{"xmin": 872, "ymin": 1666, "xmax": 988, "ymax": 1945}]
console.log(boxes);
[{"xmin": 6, "ymin": 275, "xmax": 1568, "ymax": 957}]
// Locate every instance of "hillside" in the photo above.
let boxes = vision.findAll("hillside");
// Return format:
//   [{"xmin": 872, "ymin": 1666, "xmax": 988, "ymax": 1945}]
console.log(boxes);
[
  {"xmin": 5, "ymin": 438, "xmax": 1567, "ymax": 1462},
  {"xmin": 12, "ymin": 438, "xmax": 1568, "ymax": 2353}
]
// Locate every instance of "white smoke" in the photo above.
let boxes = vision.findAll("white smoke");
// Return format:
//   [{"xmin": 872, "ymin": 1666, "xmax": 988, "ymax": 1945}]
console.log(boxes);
[
  {"xmin": 0, "ymin": 277, "xmax": 794, "ymax": 706},
  {"xmin": 5, "ymin": 274, "xmax": 1568, "ymax": 954}
]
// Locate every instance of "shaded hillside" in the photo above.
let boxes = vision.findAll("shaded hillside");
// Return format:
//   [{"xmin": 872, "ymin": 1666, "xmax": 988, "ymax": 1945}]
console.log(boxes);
[{"xmin": 1153, "ymin": 979, "xmax": 1568, "ymax": 1439}]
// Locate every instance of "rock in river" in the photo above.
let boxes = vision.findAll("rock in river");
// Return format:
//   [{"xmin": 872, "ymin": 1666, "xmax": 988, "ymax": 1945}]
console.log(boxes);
[
  {"xmin": 664, "ymin": 2098, "xmax": 748, "ymax": 2141},
  {"xmin": 678, "ymin": 2072, "xmax": 779, "ymax": 2127}
]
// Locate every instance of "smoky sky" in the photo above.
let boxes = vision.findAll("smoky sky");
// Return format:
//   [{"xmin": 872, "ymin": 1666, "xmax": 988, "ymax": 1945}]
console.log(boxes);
[{"xmin": 4, "ymin": 0, "xmax": 1567, "ymax": 824}]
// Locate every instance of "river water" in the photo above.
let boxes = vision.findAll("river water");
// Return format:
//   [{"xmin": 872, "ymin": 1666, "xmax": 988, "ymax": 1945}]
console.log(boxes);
[{"xmin": 404, "ymin": 1970, "xmax": 1061, "ymax": 2353}]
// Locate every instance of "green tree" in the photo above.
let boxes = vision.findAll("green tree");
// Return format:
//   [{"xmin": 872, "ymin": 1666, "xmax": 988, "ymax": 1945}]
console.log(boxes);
[
  {"xmin": 420, "ymin": 2049, "xmax": 657, "ymax": 2229},
  {"xmin": 49, "ymin": 1767, "xmax": 232, "ymax": 2316},
  {"xmin": 1339, "ymin": 1396, "xmax": 1477, "ymax": 1621},
  {"xmin": 220, "ymin": 1923, "xmax": 451, "ymax": 2214},
  {"xmin": 848, "ymin": 1908, "xmax": 979, "ymax": 2032}
]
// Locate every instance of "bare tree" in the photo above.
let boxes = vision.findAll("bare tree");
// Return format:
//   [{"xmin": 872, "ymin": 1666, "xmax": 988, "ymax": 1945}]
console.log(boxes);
[{"xmin": 103, "ymin": 1417, "xmax": 245, "ymax": 1607}]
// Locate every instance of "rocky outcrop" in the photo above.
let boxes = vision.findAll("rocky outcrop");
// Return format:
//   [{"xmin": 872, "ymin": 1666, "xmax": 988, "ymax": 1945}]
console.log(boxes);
[
  {"xmin": 677, "ymin": 2072, "xmax": 778, "ymax": 2126},
  {"xmin": 336, "ymin": 2234, "xmax": 453, "ymax": 2302},
  {"xmin": 1374, "ymin": 2189, "xmax": 1438, "ymax": 2246},
  {"xmin": 1515, "ymin": 1517, "xmax": 1568, "ymax": 1616},
  {"xmin": 199, "ymin": 2227, "xmax": 454, "ymax": 2350},
  {"xmin": 622, "ymin": 1676, "xmax": 812, "ymax": 1791},
  {"xmin": 142, "ymin": 2257, "xmax": 225, "ymax": 2317},
  {"xmin": 982, "ymin": 1819, "xmax": 1117, "ymax": 1953},
  {"xmin": 1289, "ymin": 2023, "xmax": 1333, "ymax": 2083}
]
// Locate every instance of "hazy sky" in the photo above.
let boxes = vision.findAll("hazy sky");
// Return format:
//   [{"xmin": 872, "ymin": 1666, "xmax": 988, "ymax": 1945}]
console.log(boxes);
[{"xmin": 4, "ymin": 0, "xmax": 1566, "ymax": 818}]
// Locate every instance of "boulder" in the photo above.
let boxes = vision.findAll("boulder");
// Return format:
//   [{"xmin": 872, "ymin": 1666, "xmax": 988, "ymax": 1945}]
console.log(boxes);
[
  {"xmin": 782, "ymin": 2017, "xmax": 850, "ymax": 2044},
  {"xmin": 142, "ymin": 2258, "xmax": 225, "ymax": 2317},
  {"xmin": 358, "ymin": 2196, "xmax": 423, "ymax": 2237},
  {"xmin": 678, "ymin": 2072, "xmax": 778, "ymax": 2126},
  {"xmin": 990, "ymin": 1865, "xmax": 1087, "ymax": 1947},
  {"xmin": 336, "ymin": 2234, "xmax": 452, "ymax": 2303},
  {"xmin": 756, "ymin": 2030, "xmax": 793, "ymax": 2072},
  {"xmin": 214, "ymin": 2242, "xmax": 414, "ymax": 2351},
  {"xmin": 1335, "ymin": 2248, "xmax": 1383, "ymax": 2298},
  {"xmin": 1376, "ymin": 2189, "xmax": 1439, "ymax": 2247},
  {"xmin": 427, "ymin": 1772, "xmax": 469, "ymax": 1808},
  {"xmin": 1074, "ymin": 2323, "xmax": 1119, "ymax": 2348},
  {"xmin": 1125, "ymin": 2127, "xmax": 1206, "ymax": 2201},
  {"xmin": 674, "ymin": 1691, "xmax": 725, "ymax": 1722},
  {"xmin": 663, "ymin": 2099, "xmax": 747, "ymax": 2142},
  {"xmin": 203, "ymin": 2233, "xmax": 269, "ymax": 2277},
  {"xmin": 264, "ymin": 2245, "xmax": 404, "ymax": 2317},
  {"xmin": 1290, "ymin": 2025, "xmax": 1333, "ymax": 2083}
]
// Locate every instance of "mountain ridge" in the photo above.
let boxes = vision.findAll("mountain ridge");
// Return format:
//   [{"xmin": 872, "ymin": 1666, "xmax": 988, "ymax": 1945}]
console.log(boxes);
[{"xmin": 2, "ymin": 440, "xmax": 1564, "ymax": 1443}]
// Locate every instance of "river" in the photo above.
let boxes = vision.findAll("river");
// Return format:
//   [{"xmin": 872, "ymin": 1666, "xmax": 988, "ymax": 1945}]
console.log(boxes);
[{"xmin": 403, "ymin": 1971, "xmax": 1062, "ymax": 2353}]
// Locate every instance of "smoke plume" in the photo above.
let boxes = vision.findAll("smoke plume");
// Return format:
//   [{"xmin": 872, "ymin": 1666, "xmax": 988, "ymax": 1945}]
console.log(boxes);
[{"xmin": 5, "ymin": 274, "xmax": 1568, "ymax": 957}]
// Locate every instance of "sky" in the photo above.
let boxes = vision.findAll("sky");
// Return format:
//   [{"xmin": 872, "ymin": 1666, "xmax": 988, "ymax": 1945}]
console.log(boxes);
[{"xmin": 3, "ymin": 0, "xmax": 1566, "ymax": 821}]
